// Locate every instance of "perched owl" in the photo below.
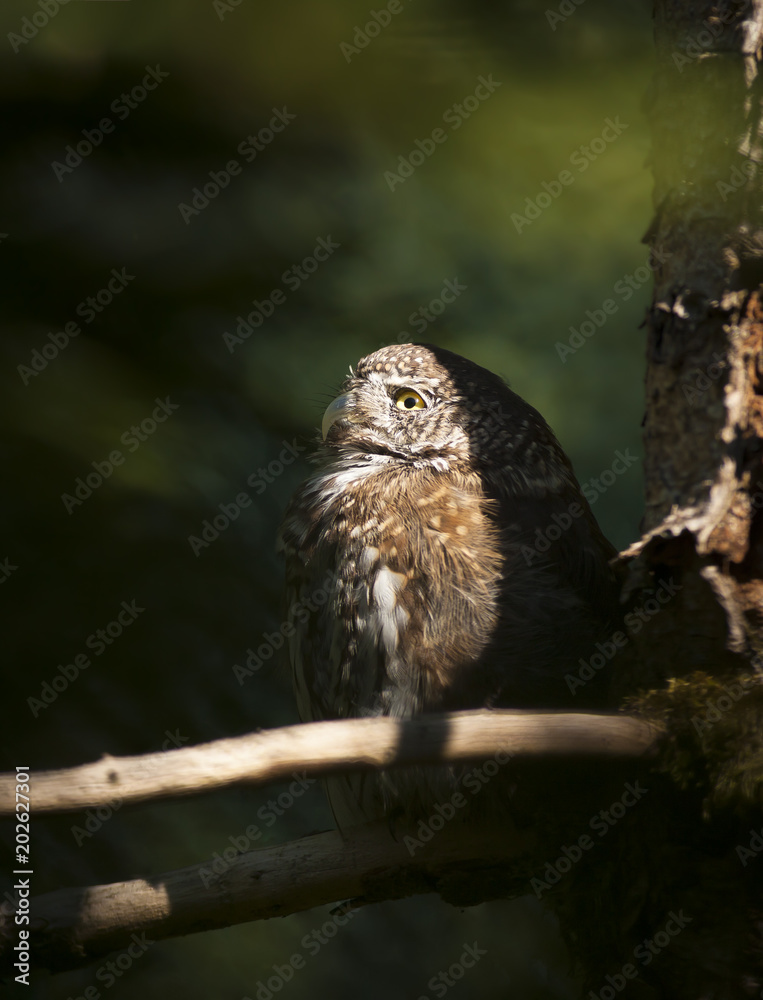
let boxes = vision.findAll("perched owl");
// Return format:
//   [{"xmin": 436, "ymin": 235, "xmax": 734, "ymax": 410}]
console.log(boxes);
[{"xmin": 278, "ymin": 344, "xmax": 619, "ymax": 830}]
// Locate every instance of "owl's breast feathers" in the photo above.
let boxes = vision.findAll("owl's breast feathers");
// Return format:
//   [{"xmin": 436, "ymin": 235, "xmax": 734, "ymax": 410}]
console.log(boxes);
[
  {"xmin": 279, "ymin": 457, "xmax": 617, "ymax": 723},
  {"xmin": 279, "ymin": 463, "xmax": 502, "ymax": 718}
]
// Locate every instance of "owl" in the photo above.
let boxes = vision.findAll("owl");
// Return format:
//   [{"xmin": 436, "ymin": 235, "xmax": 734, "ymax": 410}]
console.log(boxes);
[{"xmin": 278, "ymin": 344, "xmax": 619, "ymax": 831}]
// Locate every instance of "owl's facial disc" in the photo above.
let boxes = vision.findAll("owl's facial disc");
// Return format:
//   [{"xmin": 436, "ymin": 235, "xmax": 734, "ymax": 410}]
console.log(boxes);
[{"xmin": 322, "ymin": 382, "xmax": 432, "ymax": 443}]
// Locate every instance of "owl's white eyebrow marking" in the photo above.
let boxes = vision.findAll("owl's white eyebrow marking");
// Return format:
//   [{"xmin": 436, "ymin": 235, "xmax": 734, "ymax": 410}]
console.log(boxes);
[{"xmin": 382, "ymin": 375, "xmax": 433, "ymax": 390}]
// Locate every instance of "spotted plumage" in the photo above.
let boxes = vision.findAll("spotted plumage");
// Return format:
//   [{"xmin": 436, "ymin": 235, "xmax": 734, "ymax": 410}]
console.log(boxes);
[{"xmin": 278, "ymin": 344, "xmax": 619, "ymax": 830}]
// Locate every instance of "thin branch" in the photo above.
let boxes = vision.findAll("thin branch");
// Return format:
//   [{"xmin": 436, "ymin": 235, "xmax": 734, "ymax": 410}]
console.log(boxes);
[
  {"xmin": 0, "ymin": 710, "xmax": 661, "ymax": 815},
  {"xmin": 0, "ymin": 822, "xmax": 535, "ymax": 975}
]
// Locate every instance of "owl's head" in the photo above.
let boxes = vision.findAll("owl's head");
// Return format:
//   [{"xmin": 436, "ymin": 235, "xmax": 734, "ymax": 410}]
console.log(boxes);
[{"xmin": 320, "ymin": 343, "xmax": 574, "ymax": 492}]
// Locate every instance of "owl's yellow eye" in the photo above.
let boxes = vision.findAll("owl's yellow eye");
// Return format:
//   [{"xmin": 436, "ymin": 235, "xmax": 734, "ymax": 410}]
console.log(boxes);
[{"xmin": 394, "ymin": 389, "xmax": 427, "ymax": 411}]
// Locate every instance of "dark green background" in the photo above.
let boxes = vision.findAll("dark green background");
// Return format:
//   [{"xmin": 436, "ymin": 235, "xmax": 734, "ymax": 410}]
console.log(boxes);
[{"xmin": 1, "ymin": 1, "xmax": 652, "ymax": 997}]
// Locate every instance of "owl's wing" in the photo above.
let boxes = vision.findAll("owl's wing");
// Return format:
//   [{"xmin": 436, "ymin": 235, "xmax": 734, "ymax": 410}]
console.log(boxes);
[
  {"xmin": 481, "ymin": 488, "xmax": 620, "ymax": 706},
  {"xmin": 279, "ymin": 520, "xmax": 390, "ymax": 828}
]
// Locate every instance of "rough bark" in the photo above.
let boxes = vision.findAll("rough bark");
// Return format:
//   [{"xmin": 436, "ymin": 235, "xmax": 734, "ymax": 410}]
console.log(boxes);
[
  {"xmin": 0, "ymin": 824, "xmax": 535, "ymax": 976},
  {"xmin": 578, "ymin": 3, "xmax": 763, "ymax": 996},
  {"xmin": 621, "ymin": 0, "xmax": 763, "ymax": 692}
]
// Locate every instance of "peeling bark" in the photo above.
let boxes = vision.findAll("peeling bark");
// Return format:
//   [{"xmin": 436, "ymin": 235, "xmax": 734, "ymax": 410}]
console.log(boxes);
[
  {"xmin": 621, "ymin": 0, "xmax": 763, "ymax": 690},
  {"xmin": 584, "ymin": 4, "xmax": 763, "ymax": 996}
]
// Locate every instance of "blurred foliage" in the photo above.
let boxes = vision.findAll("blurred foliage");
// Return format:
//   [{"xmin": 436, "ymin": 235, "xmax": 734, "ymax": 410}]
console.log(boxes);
[{"xmin": 1, "ymin": 0, "xmax": 652, "ymax": 997}]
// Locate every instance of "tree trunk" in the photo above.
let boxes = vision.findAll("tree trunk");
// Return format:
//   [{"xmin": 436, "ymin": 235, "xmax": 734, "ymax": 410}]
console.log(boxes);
[
  {"xmin": 567, "ymin": 2, "xmax": 763, "ymax": 996},
  {"xmin": 623, "ymin": 0, "xmax": 763, "ymax": 689}
]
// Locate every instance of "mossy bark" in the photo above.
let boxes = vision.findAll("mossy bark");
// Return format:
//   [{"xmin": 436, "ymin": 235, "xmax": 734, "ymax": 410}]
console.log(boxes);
[{"xmin": 573, "ymin": 3, "xmax": 763, "ymax": 996}]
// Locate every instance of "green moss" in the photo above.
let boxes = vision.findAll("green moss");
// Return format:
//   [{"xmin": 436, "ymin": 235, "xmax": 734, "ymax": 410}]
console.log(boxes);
[{"xmin": 626, "ymin": 672, "xmax": 763, "ymax": 816}]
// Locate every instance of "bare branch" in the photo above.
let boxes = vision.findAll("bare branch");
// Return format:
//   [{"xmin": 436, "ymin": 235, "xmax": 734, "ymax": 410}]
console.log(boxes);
[
  {"xmin": 0, "ymin": 710, "xmax": 660, "ymax": 815},
  {"xmin": 0, "ymin": 823, "xmax": 535, "ymax": 975}
]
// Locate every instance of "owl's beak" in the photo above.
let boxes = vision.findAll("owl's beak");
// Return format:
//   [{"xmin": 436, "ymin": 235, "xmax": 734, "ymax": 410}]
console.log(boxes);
[{"xmin": 322, "ymin": 394, "xmax": 355, "ymax": 439}]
